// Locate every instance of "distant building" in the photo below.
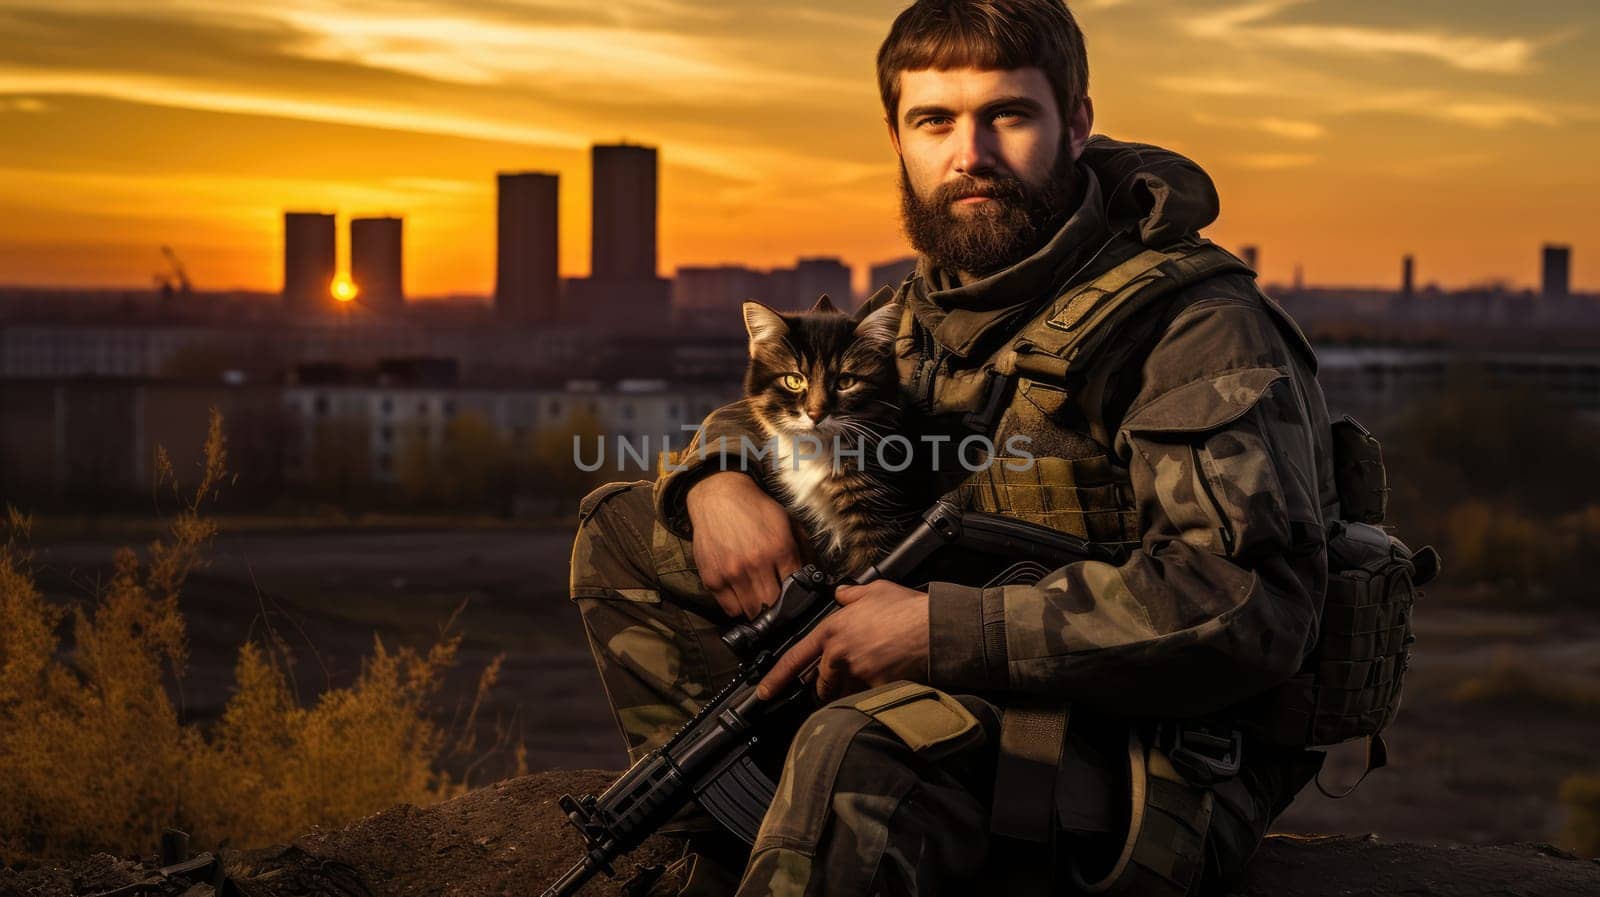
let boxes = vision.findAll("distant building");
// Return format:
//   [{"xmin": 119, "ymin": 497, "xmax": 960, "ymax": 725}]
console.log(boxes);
[
  {"xmin": 0, "ymin": 379, "xmax": 288, "ymax": 503},
  {"xmin": 591, "ymin": 143, "xmax": 658, "ymax": 281},
  {"xmin": 673, "ymin": 265, "xmax": 767, "ymax": 329},
  {"xmin": 673, "ymin": 256, "xmax": 857, "ymax": 322},
  {"xmin": 281, "ymin": 375, "xmax": 737, "ymax": 485},
  {"xmin": 563, "ymin": 276, "xmax": 672, "ymax": 334},
  {"xmin": 1239, "ymin": 245, "xmax": 1259, "ymax": 272},
  {"xmin": 791, "ymin": 257, "xmax": 853, "ymax": 310},
  {"xmin": 351, "ymin": 216, "xmax": 404, "ymax": 314},
  {"xmin": 0, "ymin": 320, "xmax": 591, "ymax": 382},
  {"xmin": 869, "ymin": 256, "xmax": 918, "ymax": 296},
  {"xmin": 766, "ymin": 267, "xmax": 795, "ymax": 310},
  {"xmin": 1544, "ymin": 244, "xmax": 1572, "ymax": 299},
  {"xmin": 496, "ymin": 172, "xmax": 561, "ymax": 324},
  {"xmin": 1402, "ymin": 255, "xmax": 1415, "ymax": 300},
  {"xmin": 283, "ymin": 212, "xmax": 336, "ymax": 316}
]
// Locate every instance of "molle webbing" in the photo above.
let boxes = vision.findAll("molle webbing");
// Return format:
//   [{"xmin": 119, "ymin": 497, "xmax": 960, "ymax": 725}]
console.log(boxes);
[
  {"xmin": 958, "ymin": 454, "xmax": 1141, "ymax": 545},
  {"xmin": 1244, "ymin": 552, "xmax": 1417, "ymax": 748},
  {"xmin": 946, "ymin": 240, "xmax": 1250, "ymax": 548}
]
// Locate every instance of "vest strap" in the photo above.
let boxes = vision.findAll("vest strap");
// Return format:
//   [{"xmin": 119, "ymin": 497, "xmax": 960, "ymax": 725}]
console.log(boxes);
[
  {"xmin": 1012, "ymin": 239, "xmax": 1254, "ymax": 378},
  {"xmin": 990, "ymin": 701, "xmax": 1072, "ymax": 843}
]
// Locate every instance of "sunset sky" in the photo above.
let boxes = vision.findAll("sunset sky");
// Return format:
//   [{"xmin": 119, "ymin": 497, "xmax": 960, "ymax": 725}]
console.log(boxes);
[{"xmin": 1, "ymin": 0, "xmax": 1596, "ymax": 297}]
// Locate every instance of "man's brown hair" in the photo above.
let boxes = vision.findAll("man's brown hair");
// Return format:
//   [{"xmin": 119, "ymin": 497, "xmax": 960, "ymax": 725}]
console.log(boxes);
[{"xmin": 877, "ymin": 0, "xmax": 1089, "ymax": 130}]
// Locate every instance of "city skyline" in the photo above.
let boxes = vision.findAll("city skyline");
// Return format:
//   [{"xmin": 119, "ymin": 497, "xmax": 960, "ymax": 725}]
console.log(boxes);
[{"xmin": 1, "ymin": 1, "xmax": 1597, "ymax": 295}]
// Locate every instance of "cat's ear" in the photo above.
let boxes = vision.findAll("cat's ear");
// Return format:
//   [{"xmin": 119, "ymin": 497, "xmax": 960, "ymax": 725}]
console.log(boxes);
[
  {"xmin": 742, "ymin": 300, "xmax": 788, "ymax": 346},
  {"xmin": 853, "ymin": 301, "xmax": 900, "ymax": 347},
  {"xmin": 808, "ymin": 293, "xmax": 837, "ymax": 314}
]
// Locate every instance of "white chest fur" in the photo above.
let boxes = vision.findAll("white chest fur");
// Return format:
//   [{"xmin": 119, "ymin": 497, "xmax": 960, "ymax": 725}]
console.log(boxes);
[{"xmin": 772, "ymin": 438, "xmax": 850, "ymax": 554}]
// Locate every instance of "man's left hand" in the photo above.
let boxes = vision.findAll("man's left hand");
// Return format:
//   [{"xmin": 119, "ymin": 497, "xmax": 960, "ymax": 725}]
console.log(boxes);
[{"xmin": 755, "ymin": 581, "xmax": 930, "ymax": 702}]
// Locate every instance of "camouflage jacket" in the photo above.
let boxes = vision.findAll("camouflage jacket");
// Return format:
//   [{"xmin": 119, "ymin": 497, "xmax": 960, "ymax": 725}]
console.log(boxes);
[{"xmin": 654, "ymin": 135, "xmax": 1337, "ymax": 723}]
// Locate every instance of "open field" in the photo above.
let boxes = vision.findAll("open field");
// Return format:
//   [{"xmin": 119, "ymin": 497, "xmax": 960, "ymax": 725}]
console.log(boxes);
[{"xmin": 26, "ymin": 524, "xmax": 1600, "ymax": 846}]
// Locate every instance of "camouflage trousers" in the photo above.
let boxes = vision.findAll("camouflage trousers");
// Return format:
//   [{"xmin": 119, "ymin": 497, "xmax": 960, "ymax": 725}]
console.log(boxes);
[{"xmin": 570, "ymin": 480, "xmax": 1322, "ymax": 897}]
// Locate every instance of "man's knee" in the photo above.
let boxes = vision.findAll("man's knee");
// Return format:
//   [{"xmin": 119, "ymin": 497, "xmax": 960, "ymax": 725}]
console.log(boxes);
[
  {"xmin": 773, "ymin": 683, "xmax": 990, "ymax": 794},
  {"xmin": 815, "ymin": 682, "xmax": 989, "ymax": 760},
  {"xmin": 570, "ymin": 480, "xmax": 658, "ymax": 600}
]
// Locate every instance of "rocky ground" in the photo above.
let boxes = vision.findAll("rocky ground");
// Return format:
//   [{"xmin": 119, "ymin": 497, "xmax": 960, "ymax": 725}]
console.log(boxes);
[{"xmin": 4, "ymin": 769, "xmax": 1599, "ymax": 897}]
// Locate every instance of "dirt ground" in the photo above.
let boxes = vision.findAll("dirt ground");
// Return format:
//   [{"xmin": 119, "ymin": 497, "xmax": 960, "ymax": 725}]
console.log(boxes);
[
  {"xmin": 27, "ymin": 524, "xmax": 1600, "ymax": 847},
  {"xmin": 9, "ymin": 769, "xmax": 1598, "ymax": 897}
]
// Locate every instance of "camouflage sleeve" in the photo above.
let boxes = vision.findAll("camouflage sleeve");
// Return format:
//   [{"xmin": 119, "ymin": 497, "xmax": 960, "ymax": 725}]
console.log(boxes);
[
  {"xmin": 652, "ymin": 401, "xmax": 765, "ymax": 540},
  {"xmin": 652, "ymin": 284, "xmax": 905, "ymax": 539},
  {"xmin": 925, "ymin": 295, "xmax": 1329, "ymax": 719}
]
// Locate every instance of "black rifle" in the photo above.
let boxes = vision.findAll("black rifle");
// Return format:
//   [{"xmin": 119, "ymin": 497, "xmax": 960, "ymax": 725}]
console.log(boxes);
[{"xmin": 541, "ymin": 500, "xmax": 1124, "ymax": 897}]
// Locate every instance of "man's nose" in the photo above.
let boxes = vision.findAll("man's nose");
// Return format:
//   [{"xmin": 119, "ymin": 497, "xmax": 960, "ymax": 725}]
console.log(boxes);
[{"xmin": 951, "ymin": 118, "xmax": 997, "ymax": 176}]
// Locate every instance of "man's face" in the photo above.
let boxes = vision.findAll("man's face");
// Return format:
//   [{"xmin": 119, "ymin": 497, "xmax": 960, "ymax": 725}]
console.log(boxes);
[{"xmin": 890, "ymin": 66, "xmax": 1092, "ymax": 278}]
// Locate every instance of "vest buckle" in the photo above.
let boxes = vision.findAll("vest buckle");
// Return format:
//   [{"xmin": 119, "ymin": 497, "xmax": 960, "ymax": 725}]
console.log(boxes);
[
  {"xmin": 1154, "ymin": 721, "xmax": 1243, "ymax": 786},
  {"xmin": 961, "ymin": 368, "xmax": 1015, "ymax": 435}
]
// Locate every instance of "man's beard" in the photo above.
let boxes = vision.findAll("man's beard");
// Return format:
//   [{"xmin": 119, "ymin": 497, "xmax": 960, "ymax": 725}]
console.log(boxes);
[{"xmin": 900, "ymin": 148, "xmax": 1078, "ymax": 280}]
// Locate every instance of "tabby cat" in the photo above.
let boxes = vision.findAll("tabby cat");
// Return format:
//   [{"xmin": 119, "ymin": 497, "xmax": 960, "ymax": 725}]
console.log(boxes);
[{"xmin": 740, "ymin": 294, "xmax": 924, "ymax": 576}]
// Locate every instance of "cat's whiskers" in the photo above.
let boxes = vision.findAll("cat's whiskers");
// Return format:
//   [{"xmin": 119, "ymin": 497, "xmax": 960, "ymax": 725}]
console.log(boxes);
[{"xmin": 831, "ymin": 418, "xmax": 878, "ymax": 443}]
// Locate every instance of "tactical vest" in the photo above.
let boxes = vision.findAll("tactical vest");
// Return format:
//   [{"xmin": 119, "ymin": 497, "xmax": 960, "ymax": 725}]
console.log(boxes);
[
  {"xmin": 890, "ymin": 235, "xmax": 1437, "ymax": 896},
  {"xmin": 895, "ymin": 235, "xmax": 1257, "ymax": 545}
]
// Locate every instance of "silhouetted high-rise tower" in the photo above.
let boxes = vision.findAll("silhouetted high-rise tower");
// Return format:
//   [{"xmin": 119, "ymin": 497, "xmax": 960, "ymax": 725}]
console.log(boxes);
[
  {"xmin": 496, "ymin": 172, "xmax": 561, "ymax": 323},
  {"xmin": 591, "ymin": 143, "xmax": 658, "ymax": 281},
  {"xmin": 351, "ymin": 216, "xmax": 404, "ymax": 313},
  {"xmin": 1543, "ymin": 244, "xmax": 1572, "ymax": 298},
  {"xmin": 283, "ymin": 212, "xmax": 336, "ymax": 316}
]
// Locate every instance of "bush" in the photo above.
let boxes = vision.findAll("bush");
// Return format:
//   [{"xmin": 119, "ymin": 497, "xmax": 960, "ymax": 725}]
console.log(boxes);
[
  {"xmin": 1560, "ymin": 774, "xmax": 1600, "ymax": 857},
  {"xmin": 0, "ymin": 410, "xmax": 510, "ymax": 867}
]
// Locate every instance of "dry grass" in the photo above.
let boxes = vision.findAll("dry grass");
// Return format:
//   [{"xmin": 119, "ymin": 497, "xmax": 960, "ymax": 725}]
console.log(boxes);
[
  {"xmin": 1560, "ymin": 774, "xmax": 1600, "ymax": 857},
  {"xmin": 0, "ymin": 409, "xmax": 517, "ymax": 867},
  {"xmin": 1450, "ymin": 648, "xmax": 1600, "ymax": 710}
]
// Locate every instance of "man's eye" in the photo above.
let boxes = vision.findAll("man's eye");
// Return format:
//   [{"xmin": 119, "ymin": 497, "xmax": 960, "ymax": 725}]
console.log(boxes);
[
  {"xmin": 781, "ymin": 373, "xmax": 807, "ymax": 392},
  {"xmin": 835, "ymin": 374, "xmax": 857, "ymax": 390},
  {"xmin": 918, "ymin": 116, "xmax": 951, "ymax": 128}
]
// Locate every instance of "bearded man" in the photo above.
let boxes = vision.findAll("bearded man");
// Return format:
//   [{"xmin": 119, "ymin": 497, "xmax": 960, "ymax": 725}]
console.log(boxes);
[{"xmin": 568, "ymin": 1, "xmax": 1333, "ymax": 894}]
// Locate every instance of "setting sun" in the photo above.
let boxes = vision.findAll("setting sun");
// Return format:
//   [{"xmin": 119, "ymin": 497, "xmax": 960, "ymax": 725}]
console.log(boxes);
[{"xmin": 331, "ymin": 277, "xmax": 359, "ymax": 302}]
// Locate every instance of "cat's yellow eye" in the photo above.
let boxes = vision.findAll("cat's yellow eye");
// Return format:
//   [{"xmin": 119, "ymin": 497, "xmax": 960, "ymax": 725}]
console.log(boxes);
[
  {"xmin": 781, "ymin": 373, "xmax": 807, "ymax": 392},
  {"xmin": 835, "ymin": 374, "xmax": 858, "ymax": 390}
]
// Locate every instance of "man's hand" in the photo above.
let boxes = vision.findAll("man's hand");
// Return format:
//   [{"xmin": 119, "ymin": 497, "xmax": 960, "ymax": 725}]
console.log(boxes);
[
  {"xmin": 686, "ymin": 471, "xmax": 805, "ymax": 621},
  {"xmin": 756, "ymin": 581, "xmax": 930, "ymax": 702}
]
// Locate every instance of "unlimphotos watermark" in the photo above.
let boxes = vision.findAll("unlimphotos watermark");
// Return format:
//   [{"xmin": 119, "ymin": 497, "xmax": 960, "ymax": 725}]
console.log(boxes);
[{"xmin": 573, "ymin": 425, "xmax": 1036, "ymax": 474}]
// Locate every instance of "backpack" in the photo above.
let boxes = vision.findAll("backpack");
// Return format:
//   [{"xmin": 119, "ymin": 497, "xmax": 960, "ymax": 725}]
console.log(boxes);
[{"xmin": 1236, "ymin": 415, "xmax": 1440, "ymax": 793}]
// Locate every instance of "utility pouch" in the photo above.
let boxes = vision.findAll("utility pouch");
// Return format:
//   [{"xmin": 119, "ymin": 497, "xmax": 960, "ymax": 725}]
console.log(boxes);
[
  {"xmin": 1238, "ymin": 521, "xmax": 1439, "ymax": 759},
  {"xmin": 1330, "ymin": 415, "xmax": 1389, "ymax": 524}
]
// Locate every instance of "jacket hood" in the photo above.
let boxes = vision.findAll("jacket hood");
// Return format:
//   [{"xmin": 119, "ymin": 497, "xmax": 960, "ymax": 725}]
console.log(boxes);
[{"xmin": 1079, "ymin": 136, "xmax": 1220, "ymax": 248}]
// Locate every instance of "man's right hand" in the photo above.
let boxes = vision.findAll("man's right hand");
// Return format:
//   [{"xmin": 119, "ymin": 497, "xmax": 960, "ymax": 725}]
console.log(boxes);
[{"xmin": 685, "ymin": 471, "xmax": 805, "ymax": 621}]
